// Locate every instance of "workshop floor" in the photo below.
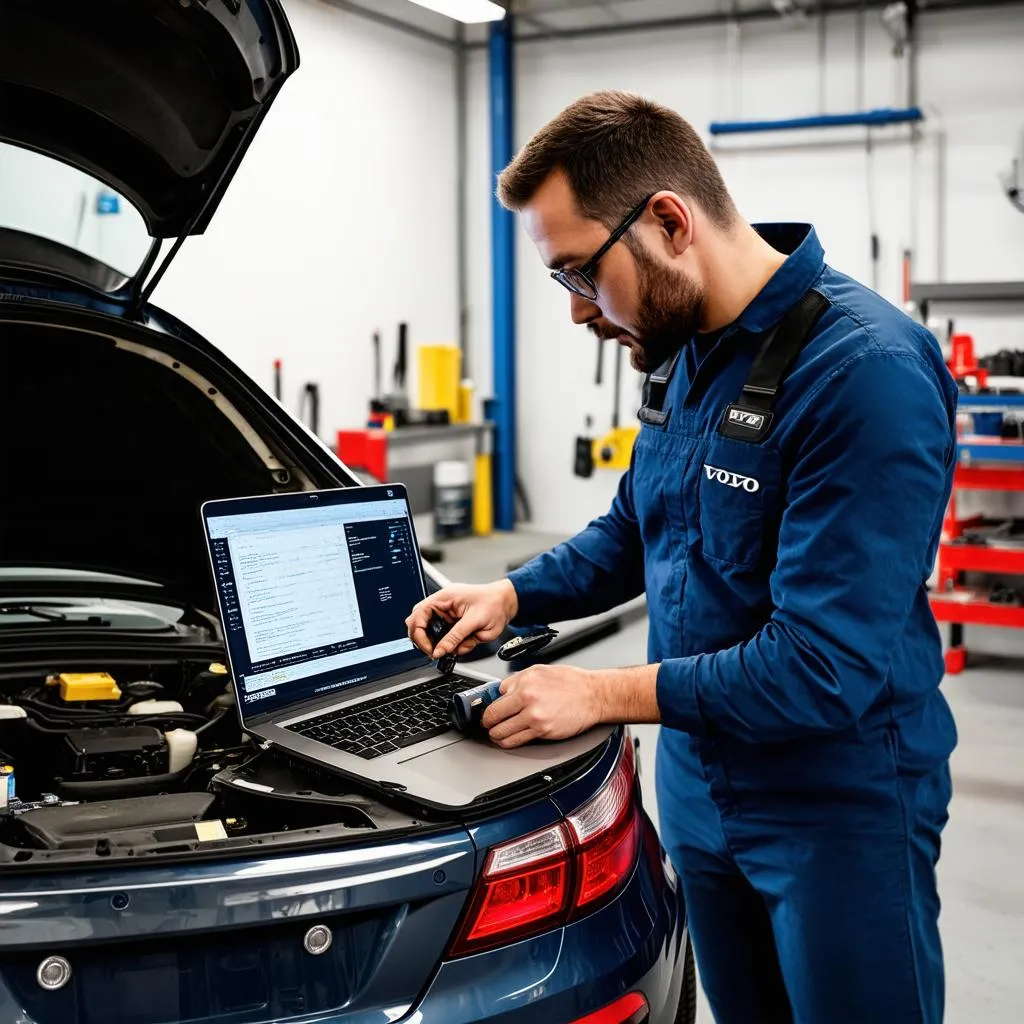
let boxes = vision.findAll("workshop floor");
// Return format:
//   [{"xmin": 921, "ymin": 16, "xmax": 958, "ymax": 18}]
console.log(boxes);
[{"xmin": 568, "ymin": 620, "xmax": 1024, "ymax": 1024}]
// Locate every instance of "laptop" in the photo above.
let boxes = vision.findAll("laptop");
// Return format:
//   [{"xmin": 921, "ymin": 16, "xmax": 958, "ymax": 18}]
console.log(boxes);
[{"xmin": 200, "ymin": 484, "xmax": 612, "ymax": 808}]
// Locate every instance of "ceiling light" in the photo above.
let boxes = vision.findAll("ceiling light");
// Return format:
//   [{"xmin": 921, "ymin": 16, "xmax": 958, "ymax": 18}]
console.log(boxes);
[{"xmin": 405, "ymin": 0, "xmax": 506, "ymax": 23}]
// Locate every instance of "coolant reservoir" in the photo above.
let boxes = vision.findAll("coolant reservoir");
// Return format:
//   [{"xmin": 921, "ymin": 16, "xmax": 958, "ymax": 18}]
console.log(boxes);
[
  {"xmin": 128, "ymin": 700, "xmax": 184, "ymax": 716},
  {"xmin": 164, "ymin": 729, "xmax": 198, "ymax": 774}
]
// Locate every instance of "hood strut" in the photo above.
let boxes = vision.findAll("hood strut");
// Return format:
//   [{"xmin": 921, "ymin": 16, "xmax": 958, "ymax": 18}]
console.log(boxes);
[{"xmin": 128, "ymin": 238, "xmax": 163, "ymax": 315}]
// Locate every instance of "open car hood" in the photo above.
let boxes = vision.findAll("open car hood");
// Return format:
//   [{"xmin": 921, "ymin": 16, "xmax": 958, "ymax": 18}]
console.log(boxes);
[{"xmin": 0, "ymin": 0, "xmax": 298, "ymax": 240}]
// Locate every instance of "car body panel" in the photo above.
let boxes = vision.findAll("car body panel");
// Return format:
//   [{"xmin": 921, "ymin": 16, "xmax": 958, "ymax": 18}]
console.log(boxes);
[
  {"xmin": 0, "ymin": 833, "xmax": 477, "ymax": 1023},
  {"xmin": 0, "ymin": 0, "xmax": 299, "ymax": 242},
  {"xmin": 413, "ymin": 818, "xmax": 686, "ymax": 1024}
]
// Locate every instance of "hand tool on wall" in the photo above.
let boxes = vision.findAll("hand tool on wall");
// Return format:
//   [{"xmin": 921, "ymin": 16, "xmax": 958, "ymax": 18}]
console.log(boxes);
[
  {"xmin": 575, "ymin": 337, "xmax": 639, "ymax": 477},
  {"xmin": 299, "ymin": 382, "xmax": 320, "ymax": 437}
]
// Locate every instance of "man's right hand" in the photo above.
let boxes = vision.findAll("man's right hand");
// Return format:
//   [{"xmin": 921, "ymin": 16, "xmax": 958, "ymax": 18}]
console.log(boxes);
[{"xmin": 406, "ymin": 580, "xmax": 519, "ymax": 660}]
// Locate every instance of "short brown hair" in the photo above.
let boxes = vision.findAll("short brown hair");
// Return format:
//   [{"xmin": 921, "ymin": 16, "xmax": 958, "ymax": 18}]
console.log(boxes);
[{"xmin": 498, "ymin": 90, "xmax": 736, "ymax": 230}]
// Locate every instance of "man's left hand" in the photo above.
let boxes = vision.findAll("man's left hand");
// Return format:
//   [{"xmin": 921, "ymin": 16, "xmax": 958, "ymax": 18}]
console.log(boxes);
[{"xmin": 482, "ymin": 664, "xmax": 604, "ymax": 749}]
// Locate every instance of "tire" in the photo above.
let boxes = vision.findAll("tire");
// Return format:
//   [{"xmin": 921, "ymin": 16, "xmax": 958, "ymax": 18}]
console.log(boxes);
[{"xmin": 674, "ymin": 935, "xmax": 698, "ymax": 1024}]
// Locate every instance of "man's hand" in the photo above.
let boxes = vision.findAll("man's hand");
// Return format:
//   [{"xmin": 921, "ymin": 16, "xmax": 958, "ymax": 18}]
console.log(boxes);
[
  {"xmin": 482, "ymin": 664, "xmax": 605, "ymax": 748},
  {"xmin": 483, "ymin": 663, "xmax": 662, "ymax": 748},
  {"xmin": 406, "ymin": 580, "xmax": 519, "ymax": 659}
]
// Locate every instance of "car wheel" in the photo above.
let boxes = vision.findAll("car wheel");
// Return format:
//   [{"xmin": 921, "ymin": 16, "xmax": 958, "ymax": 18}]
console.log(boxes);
[{"xmin": 674, "ymin": 936, "xmax": 697, "ymax": 1024}]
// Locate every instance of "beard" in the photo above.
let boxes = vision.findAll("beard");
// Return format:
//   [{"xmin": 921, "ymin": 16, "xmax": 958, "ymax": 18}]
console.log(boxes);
[{"xmin": 590, "ymin": 247, "xmax": 705, "ymax": 374}]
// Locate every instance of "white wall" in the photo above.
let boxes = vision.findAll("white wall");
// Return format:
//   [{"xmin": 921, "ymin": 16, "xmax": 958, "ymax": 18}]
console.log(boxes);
[
  {"xmin": 155, "ymin": 0, "xmax": 460, "ymax": 442},
  {"xmin": 0, "ymin": 143, "xmax": 151, "ymax": 276},
  {"xmin": 466, "ymin": 7, "xmax": 1024, "ymax": 536}
]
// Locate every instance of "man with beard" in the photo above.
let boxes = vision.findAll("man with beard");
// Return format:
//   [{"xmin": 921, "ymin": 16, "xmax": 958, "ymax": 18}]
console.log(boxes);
[{"xmin": 407, "ymin": 91, "xmax": 957, "ymax": 1024}]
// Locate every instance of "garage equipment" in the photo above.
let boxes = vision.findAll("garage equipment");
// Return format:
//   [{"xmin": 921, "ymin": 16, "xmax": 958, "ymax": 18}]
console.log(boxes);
[
  {"xmin": 418, "ymin": 343, "xmax": 462, "ymax": 423},
  {"xmin": 922, "ymin": 329, "xmax": 1024, "ymax": 672},
  {"xmin": 336, "ymin": 421, "xmax": 494, "ymax": 531},
  {"xmin": 574, "ymin": 338, "xmax": 638, "ymax": 478}
]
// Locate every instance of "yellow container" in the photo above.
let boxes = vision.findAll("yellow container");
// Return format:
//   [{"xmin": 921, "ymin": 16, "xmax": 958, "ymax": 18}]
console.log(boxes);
[
  {"xmin": 473, "ymin": 453, "xmax": 493, "ymax": 536},
  {"xmin": 456, "ymin": 379, "xmax": 474, "ymax": 424},
  {"xmin": 417, "ymin": 344, "xmax": 461, "ymax": 422}
]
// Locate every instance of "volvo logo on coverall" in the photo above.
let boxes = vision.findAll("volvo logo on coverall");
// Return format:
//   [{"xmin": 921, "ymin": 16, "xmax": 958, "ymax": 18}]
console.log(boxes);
[
  {"xmin": 728, "ymin": 408, "xmax": 766, "ymax": 429},
  {"xmin": 704, "ymin": 464, "xmax": 761, "ymax": 492}
]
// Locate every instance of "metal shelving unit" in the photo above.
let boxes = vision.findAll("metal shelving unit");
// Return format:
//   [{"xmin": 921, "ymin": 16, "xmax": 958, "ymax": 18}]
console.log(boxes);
[
  {"xmin": 911, "ymin": 280, "xmax": 1024, "ymax": 320},
  {"xmin": 934, "ymin": 395, "xmax": 1024, "ymax": 673}
]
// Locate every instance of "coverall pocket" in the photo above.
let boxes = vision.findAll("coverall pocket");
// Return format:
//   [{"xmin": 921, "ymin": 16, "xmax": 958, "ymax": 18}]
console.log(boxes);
[{"xmin": 698, "ymin": 438, "xmax": 779, "ymax": 569}]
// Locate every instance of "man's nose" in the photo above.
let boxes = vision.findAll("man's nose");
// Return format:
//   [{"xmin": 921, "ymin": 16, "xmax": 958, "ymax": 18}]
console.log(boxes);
[{"xmin": 570, "ymin": 291, "xmax": 601, "ymax": 325}]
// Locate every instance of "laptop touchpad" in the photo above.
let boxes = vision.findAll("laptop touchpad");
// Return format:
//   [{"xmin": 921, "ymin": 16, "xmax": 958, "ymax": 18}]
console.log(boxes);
[{"xmin": 397, "ymin": 729, "xmax": 613, "ymax": 793}]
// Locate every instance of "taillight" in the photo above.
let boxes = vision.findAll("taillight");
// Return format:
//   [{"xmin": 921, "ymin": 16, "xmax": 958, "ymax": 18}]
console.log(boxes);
[
  {"xmin": 567, "ymin": 736, "xmax": 639, "ymax": 914},
  {"xmin": 447, "ymin": 821, "xmax": 571, "ymax": 957},
  {"xmin": 571, "ymin": 992, "xmax": 650, "ymax": 1024},
  {"xmin": 448, "ymin": 733, "xmax": 641, "ymax": 958}
]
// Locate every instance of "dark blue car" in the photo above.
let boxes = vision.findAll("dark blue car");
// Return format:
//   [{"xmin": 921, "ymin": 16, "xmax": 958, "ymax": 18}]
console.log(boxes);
[{"xmin": 0, "ymin": 2, "xmax": 693, "ymax": 1021}]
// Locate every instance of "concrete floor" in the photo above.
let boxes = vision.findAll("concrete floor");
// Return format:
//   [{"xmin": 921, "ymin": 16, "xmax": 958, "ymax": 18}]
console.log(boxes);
[
  {"xmin": 437, "ymin": 532, "xmax": 1024, "ymax": 1021},
  {"xmin": 571, "ymin": 621, "xmax": 1024, "ymax": 1023}
]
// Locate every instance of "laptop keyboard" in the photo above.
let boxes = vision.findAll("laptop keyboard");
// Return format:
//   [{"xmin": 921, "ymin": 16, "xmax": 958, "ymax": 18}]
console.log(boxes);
[{"xmin": 287, "ymin": 676, "xmax": 475, "ymax": 760}]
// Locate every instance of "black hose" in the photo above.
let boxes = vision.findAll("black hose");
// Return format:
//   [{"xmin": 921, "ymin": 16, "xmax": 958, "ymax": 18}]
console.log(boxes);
[
  {"xmin": 194, "ymin": 707, "xmax": 228, "ymax": 735},
  {"xmin": 56, "ymin": 769, "xmax": 189, "ymax": 801}
]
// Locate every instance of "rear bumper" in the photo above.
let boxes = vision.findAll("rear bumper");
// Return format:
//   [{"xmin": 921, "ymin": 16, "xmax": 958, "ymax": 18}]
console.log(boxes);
[
  {"xmin": 0, "ymin": 818, "xmax": 685, "ymax": 1024},
  {"xmin": 411, "ymin": 816, "xmax": 688, "ymax": 1024}
]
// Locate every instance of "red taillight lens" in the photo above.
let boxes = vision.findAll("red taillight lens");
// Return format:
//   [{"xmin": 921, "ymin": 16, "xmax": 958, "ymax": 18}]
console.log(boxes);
[
  {"xmin": 571, "ymin": 991, "xmax": 650, "ymax": 1024},
  {"xmin": 448, "ymin": 823, "xmax": 571, "ymax": 957},
  {"xmin": 462, "ymin": 860, "xmax": 569, "ymax": 946},
  {"xmin": 575, "ymin": 802, "xmax": 640, "ymax": 909},
  {"xmin": 447, "ymin": 733, "xmax": 641, "ymax": 958},
  {"xmin": 568, "ymin": 733, "xmax": 640, "ymax": 913}
]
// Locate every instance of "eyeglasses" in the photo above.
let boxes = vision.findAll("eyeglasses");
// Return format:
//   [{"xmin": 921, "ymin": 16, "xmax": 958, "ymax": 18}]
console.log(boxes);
[{"xmin": 550, "ymin": 194, "xmax": 655, "ymax": 300}]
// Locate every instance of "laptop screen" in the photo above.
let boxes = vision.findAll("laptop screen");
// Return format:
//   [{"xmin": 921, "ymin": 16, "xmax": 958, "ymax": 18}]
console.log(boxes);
[{"xmin": 202, "ymin": 485, "xmax": 430, "ymax": 719}]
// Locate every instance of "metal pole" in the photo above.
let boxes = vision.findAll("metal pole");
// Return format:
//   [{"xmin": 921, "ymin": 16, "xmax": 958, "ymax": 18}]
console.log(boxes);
[
  {"xmin": 489, "ymin": 16, "xmax": 516, "ymax": 531},
  {"xmin": 455, "ymin": 24, "xmax": 470, "ymax": 376}
]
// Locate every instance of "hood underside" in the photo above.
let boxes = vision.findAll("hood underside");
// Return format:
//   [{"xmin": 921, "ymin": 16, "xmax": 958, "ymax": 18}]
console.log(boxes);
[
  {"xmin": 0, "ymin": 0, "xmax": 298, "ymax": 239},
  {"xmin": 1, "ymin": 317, "xmax": 305, "ymax": 609}
]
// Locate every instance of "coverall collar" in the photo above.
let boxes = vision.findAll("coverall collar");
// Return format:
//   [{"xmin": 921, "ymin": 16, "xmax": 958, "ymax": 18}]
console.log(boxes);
[{"xmin": 732, "ymin": 224, "xmax": 825, "ymax": 336}]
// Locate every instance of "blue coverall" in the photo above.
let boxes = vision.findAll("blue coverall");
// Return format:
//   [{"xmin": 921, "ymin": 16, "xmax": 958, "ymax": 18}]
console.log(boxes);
[{"xmin": 508, "ymin": 225, "xmax": 959, "ymax": 1024}]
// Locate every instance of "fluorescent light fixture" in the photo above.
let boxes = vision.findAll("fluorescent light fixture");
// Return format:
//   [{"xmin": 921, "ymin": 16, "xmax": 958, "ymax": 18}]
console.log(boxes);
[{"xmin": 405, "ymin": 0, "xmax": 506, "ymax": 23}]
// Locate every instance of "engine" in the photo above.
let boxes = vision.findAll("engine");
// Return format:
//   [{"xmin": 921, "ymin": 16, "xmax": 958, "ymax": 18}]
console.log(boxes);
[
  {"xmin": 0, "ymin": 663, "xmax": 243, "ymax": 808},
  {"xmin": 0, "ymin": 662, "xmax": 418, "ymax": 859}
]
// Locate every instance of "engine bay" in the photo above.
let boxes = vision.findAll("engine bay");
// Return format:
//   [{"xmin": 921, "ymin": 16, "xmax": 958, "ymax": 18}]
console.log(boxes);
[{"xmin": 0, "ymin": 658, "xmax": 423, "ymax": 864}]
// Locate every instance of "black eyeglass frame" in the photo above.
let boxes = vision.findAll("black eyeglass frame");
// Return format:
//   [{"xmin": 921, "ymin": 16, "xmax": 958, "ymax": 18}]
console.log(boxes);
[{"xmin": 550, "ymin": 194, "xmax": 655, "ymax": 300}]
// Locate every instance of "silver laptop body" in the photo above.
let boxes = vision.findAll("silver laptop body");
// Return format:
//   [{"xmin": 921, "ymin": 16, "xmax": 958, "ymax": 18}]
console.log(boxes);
[{"xmin": 201, "ymin": 484, "xmax": 610, "ymax": 808}]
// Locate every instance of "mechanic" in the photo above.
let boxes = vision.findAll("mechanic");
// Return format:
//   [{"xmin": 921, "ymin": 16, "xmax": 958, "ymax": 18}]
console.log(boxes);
[{"xmin": 407, "ymin": 91, "xmax": 958, "ymax": 1024}]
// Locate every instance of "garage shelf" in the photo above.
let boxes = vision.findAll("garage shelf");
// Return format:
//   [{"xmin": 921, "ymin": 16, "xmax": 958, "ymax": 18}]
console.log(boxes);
[
  {"xmin": 958, "ymin": 437, "xmax": 1024, "ymax": 464},
  {"xmin": 954, "ymin": 466, "xmax": 1024, "ymax": 491},
  {"xmin": 910, "ymin": 280, "xmax": 1024, "ymax": 320},
  {"xmin": 935, "ymin": 397, "xmax": 1024, "ymax": 672},
  {"xmin": 929, "ymin": 589, "xmax": 1024, "ymax": 629},
  {"xmin": 938, "ymin": 543, "xmax": 1024, "ymax": 575},
  {"xmin": 956, "ymin": 394, "xmax": 1024, "ymax": 410}
]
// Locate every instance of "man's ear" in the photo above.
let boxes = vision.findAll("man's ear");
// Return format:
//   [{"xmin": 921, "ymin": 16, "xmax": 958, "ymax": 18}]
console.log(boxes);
[{"xmin": 649, "ymin": 192, "xmax": 693, "ymax": 256}]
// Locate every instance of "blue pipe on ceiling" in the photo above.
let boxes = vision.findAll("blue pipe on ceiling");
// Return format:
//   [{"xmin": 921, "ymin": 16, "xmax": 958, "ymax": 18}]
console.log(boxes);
[{"xmin": 709, "ymin": 106, "xmax": 925, "ymax": 135}]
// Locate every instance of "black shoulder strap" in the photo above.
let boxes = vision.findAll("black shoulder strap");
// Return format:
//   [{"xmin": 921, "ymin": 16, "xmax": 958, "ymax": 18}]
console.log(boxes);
[
  {"xmin": 718, "ymin": 289, "xmax": 830, "ymax": 443},
  {"xmin": 638, "ymin": 351, "xmax": 680, "ymax": 427}
]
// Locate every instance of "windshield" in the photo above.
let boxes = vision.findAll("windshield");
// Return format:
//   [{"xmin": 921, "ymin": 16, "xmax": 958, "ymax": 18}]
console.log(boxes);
[{"xmin": 0, "ymin": 141, "xmax": 151, "ymax": 278}]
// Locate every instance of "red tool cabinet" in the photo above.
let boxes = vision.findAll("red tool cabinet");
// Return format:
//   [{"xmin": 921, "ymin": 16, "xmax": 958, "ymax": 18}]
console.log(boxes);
[{"xmin": 930, "ymin": 401, "xmax": 1024, "ymax": 674}]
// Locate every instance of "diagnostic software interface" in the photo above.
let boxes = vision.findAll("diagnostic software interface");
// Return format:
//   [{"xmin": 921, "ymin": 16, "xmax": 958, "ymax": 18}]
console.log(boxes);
[{"xmin": 206, "ymin": 493, "xmax": 426, "ymax": 715}]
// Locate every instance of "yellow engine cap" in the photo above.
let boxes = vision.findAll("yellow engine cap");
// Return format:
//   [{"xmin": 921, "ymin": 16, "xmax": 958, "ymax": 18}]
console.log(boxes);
[{"xmin": 46, "ymin": 672, "xmax": 122, "ymax": 702}]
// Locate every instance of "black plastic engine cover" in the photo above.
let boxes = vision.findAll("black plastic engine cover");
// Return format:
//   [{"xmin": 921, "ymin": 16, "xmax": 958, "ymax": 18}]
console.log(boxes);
[
  {"xmin": 18, "ymin": 793, "xmax": 216, "ymax": 851},
  {"xmin": 62, "ymin": 726, "xmax": 169, "ymax": 782}
]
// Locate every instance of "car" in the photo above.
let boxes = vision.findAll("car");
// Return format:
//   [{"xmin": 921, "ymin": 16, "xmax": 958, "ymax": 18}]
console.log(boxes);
[{"xmin": 0, "ymin": 2, "xmax": 694, "ymax": 1022}]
